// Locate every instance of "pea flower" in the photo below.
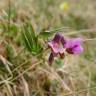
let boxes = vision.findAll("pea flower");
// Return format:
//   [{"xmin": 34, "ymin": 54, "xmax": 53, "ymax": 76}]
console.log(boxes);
[
  {"xmin": 48, "ymin": 33, "xmax": 83, "ymax": 65},
  {"xmin": 65, "ymin": 38, "xmax": 83, "ymax": 54},
  {"xmin": 48, "ymin": 33, "xmax": 66, "ymax": 64}
]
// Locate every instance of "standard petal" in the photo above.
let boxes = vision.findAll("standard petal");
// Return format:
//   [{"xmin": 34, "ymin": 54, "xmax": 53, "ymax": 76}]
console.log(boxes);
[{"xmin": 53, "ymin": 33, "xmax": 62, "ymax": 43}]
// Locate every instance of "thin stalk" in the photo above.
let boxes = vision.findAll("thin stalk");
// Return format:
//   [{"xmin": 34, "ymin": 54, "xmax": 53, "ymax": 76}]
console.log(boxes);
[{"xmin": 8, "ymin": 0, "xmax": 11, "ymax": 32}]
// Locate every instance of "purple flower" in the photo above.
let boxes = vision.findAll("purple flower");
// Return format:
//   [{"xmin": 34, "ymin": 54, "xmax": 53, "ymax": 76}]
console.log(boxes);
[
  {"xmin": 48, "ymin": 33, "xmax": 65, "ymax": 64},
  {"xmin": 48, "ymin": 33, "xmax": 64, "ymax": 55},
  {"xmin": 65, "ymin": 38, "xmax": 83, "ymax": 54},
  {"xmin": 48, "ymin": 33, "xmax": 83, "ymax": 64}
]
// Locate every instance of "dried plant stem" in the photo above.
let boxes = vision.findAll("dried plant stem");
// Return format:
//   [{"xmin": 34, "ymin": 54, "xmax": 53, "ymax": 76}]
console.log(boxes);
[
  {"xmin": 65, "ymin": 28, "xmax": 96, "ymax": 35},
  {"xmin": 11, "ymin": 60, "xmax": 42, "ymax": 82},
  {"xmin": 64, "ymin": 86, "xmax": 96, "ymax": 96},
  {"xmin": 83, "ymin": 38, "xmax": 96, "ymax": 42},
  {"xmin": 8, "ymin": 0, "xmax": 11, "ymax": 32}
]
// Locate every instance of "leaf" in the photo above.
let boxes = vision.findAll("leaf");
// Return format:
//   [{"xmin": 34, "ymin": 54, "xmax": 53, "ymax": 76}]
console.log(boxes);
[
  {"xmin": 5, "ymin": 43, "xmax": 15, "ymax": 61},
  {"xmin": 22, "ymin": 28, "xmax": 33, "ymax": 52},
  {"xmin": 22, "ymin": 22, "xmax": 43, "ymax": 56},
  {"xmin": 10, "ymin": 24, "xmax": 18, "ymax": 33},
  {"xmin": 39, "ymin": 31, "xmax": 53, "ymax": 39},
  {"xmin": 39, "ymin": 27, "xmax": 69, "ymax": 39}
]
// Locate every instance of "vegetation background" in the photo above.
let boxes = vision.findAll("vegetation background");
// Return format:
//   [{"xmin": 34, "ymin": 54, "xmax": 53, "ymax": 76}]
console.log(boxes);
[{"xmin": 0, "ymin": 0, "xmax": 96, "ymax": 96}]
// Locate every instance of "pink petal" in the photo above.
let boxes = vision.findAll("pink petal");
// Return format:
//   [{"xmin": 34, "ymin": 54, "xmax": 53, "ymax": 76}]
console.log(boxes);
[
  {"xmin": 65, "ymin": 38, "xmax": 82, "ymax": 48},
  {"xmin": 48, "ymin": 41, "xmax": 59, "ymax": 54},
  {"xmin": 73, "ymin": 45, "xmax": 83, "ymax": 54}
]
